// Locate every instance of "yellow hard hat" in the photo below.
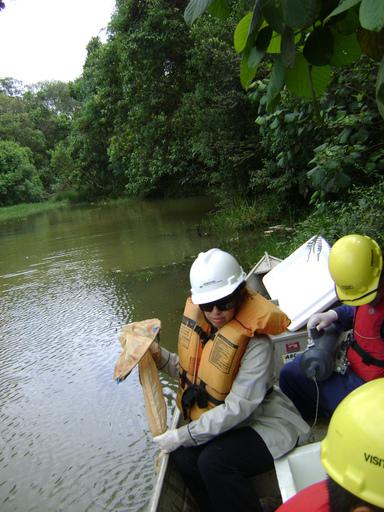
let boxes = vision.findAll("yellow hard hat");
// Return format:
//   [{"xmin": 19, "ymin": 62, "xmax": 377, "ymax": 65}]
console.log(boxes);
[
  {"xmin": 328, "ymin": 234, "xmax": 383, "ymax": 305},
  {"xmin": 321, "ymin": 379, "xmax": 384, "ymax": 508}
]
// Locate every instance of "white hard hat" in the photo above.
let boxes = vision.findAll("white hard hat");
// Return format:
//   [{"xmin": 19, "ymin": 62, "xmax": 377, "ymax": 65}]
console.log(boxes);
[{"xmin": 190, "ymin": 248, "xmax": 246, "ymax": 304}]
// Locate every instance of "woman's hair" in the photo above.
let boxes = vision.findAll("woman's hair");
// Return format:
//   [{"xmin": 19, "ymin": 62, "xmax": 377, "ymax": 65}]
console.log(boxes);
[
  {"xmin": 327, "ymin": 477, "xmax": 383, "ymax": 512},
  {"xmin": 233, "ymin": 281, "xmax": 248, "ymax": 310}
]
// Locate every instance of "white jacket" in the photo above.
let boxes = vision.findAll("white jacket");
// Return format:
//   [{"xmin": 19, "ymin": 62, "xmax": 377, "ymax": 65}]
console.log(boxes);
[{"xmin": 157, "ymin": 335, "xmax": 310, "ymax": 459}]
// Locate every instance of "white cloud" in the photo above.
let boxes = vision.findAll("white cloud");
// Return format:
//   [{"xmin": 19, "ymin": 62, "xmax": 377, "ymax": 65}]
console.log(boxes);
[{"xmin": 0, "ymin": 0, "xmax": 116, "ymax": 84}]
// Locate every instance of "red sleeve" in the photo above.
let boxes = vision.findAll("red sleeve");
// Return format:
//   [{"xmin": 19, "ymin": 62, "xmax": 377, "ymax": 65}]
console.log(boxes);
[{"xmin": 275, "ymin": 480, "xmax": 329, "ymax": 512}]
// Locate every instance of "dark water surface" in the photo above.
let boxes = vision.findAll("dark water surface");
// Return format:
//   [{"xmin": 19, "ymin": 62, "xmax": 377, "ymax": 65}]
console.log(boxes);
[{"xmin": 0, "ymin": 198, "xmax": 216, "ymax": 512}]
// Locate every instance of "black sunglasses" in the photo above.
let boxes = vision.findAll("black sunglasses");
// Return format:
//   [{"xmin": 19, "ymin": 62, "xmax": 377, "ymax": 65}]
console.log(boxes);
[{"xmin": 199, "ymin": 294, "xmax": 237, "ymax": 312}]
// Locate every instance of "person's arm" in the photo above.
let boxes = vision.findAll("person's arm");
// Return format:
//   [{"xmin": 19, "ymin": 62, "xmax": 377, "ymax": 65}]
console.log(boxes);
[
  {"xmin": 307, "ymin": 305, "xmax": 356, "ymax": 335},
  {"xmin": 177, "ymin": 336, "xmax": 274, "ymax": 447},
  {"xmin": 333, "ymin": 304, "xmax": 356, "ymax": 331},
  {"xmin": 151, "ymin": 345, "xmax": 179, "ymax": 380}
]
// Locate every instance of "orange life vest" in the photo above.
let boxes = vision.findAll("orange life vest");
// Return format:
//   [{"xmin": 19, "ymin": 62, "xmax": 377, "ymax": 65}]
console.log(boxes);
[{"xmin": 176, "ymin": 292, "xmax": 290, "ymax": 421}]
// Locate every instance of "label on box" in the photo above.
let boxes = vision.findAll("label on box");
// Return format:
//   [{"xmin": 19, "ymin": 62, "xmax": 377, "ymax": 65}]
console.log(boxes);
[
  {"xmin": 282, "ymin": 351, "xmax": 303, "ymax": 364},
  {"xmin": 286, "ymin": 341, "xmax": 300, "ymax": 353}
]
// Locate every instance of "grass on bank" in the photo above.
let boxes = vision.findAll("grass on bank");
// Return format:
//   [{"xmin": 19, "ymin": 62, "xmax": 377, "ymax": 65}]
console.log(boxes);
[
  {"xmin": 201, "ymin": 182, "xmax": 384, "ymax": 269},
  {"xmin": 0, "ymin": 200, "xmax": 69, "ymax": 223}
]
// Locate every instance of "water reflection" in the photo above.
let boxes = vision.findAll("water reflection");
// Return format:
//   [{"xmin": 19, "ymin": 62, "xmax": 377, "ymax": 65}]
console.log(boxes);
[{"xmin": 0, "ymin": 198, "xmax": 215, "ymax": 511}]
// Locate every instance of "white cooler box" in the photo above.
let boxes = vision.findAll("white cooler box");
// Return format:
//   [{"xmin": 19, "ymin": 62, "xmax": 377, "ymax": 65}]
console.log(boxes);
[{"xmin": 274, "ymin": 442, "xmax": 327, "ymax": 502}]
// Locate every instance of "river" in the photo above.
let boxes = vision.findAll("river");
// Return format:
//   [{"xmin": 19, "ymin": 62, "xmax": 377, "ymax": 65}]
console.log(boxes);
[{"xmin": 0, "ymin": 198, "xmax": 217, "ymax": 512}]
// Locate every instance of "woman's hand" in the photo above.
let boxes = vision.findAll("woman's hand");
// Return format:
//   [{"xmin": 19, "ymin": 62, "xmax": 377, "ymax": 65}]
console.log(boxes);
[{"xmin": 153, "ymin": 429, "xmax": 182, "ymax": 453}]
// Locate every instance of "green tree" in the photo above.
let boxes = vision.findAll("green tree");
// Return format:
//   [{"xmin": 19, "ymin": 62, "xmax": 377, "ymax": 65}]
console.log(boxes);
[
  {"xmin": 105, "ymin": 0, "xmax": 261, "ymax": 199},
  {"xmin": 0, "ymin": 80, "xmax": 78, "ymax": 195},
  {"xmin": 49, "ymin": 140, "xmax": 75, "ymax": 195},
  {"xmin": 247, "ymin": 57, "xmax": 384, "ymax": 205},
  {"xmin": 171, "ymin": 14, "xmax": 260, "ymax": 198},
  {"xmin": 0, "ymin": 77, "xmax": 24, "ymax": 96},
  {"xmin": 107, "ymin": 0, "xmax": 193, "ymax": 196},
  {"xmin": 69, "ymin": 36, "xmax": 123, "ymax": 198},
  {"xmin": 0, "ymin": 93, "xmax": 47, "ymax": 167},
  {"xmin": 0, "ymin": 140, "xmax": 44, "ymax": 205},
  {"xmin": 184, "ymin": 0, "xmax": 384, "ymax": 117},
  {"xmin": 22, "ymin": 81, "xmax": 79, "ymax": 191}
]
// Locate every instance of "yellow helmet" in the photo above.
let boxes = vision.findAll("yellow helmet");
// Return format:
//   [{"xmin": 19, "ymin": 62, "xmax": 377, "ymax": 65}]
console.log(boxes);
[
  {"xmin": 321, "ymin": 379, "xmax": 384, "ymax": 509},
  {"xmin": 328, "ymin": 234, "xmax": 383, "ymax": 305}
]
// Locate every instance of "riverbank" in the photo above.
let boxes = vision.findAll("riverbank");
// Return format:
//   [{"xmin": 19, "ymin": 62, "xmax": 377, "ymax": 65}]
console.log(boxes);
[
  {"xmin": 198, "ymin": 199, "xmax": 303, "ymax": 269},
  {"xmin": 0, "ymin": 200, "xmax": 69, "ymax": 223},
  {"xmin": 201, "ymin": 182, "xmax": 384, "ymax": 270}
]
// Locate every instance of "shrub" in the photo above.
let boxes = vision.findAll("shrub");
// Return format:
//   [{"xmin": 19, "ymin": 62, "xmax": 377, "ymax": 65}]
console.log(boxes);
[{"xmin": 0, "ymin": 140, "xmax": 43, "ymax": 205}]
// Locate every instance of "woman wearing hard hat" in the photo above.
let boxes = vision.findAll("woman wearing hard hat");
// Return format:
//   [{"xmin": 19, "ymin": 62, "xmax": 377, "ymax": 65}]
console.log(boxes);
[
  {"xmin": 151, "ymin": 248, "xmax": 310, "ymax": 512},
  {"xmin": 279, "ymin": 234, "xmax": 384, "ymax": 420},
  {"xmin": 276, "ymin": 378, "xmax": 384, "ymax": 512}
]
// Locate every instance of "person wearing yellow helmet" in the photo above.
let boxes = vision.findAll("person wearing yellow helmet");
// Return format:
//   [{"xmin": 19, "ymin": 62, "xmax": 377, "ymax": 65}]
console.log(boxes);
[
  {"xmin": 329, "ymin": 234, "xmax": 382, "ymax": 306},
  {"xmin": 279, "ymin": 234, "xmax": 384, "ymax": 420},
  {"xmin": 149, "ymin": 248, "xmax": 310, "ymax": 512},
  {"xmin": 275, "ymin": 378, "xmax": 384, "ymax": 512}
]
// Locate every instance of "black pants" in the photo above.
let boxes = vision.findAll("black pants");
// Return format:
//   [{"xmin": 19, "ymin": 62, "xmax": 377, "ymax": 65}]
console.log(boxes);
[{"xmin": 171, "ymin": 427, "xmax": 274, "ymax": 512}]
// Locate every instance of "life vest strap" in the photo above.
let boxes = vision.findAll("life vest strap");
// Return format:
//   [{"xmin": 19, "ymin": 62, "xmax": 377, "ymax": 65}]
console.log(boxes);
[
  {"xmin": 179, "ymin": 368, "xmax": 188, "ymax": 389},
  {"xmin": 179, "ymin": 373, "xmax": 224, "ymax": 419},
  {"xmin": 193, "ymin": 325, "xmax": 212, "ymax": 345},
  {"xmin": 181, "ymin": 314, "xmax": 212, "ymax": 345},
  {"xmin": 349, "ymin": 336, "xmax": 384, "ymax": 368}
]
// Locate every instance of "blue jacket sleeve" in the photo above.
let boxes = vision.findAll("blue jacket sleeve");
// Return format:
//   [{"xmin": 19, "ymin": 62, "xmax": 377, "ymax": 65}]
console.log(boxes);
[{"xmin": 334, "ymin": 305, "xmax": 356, "ymax": 331}]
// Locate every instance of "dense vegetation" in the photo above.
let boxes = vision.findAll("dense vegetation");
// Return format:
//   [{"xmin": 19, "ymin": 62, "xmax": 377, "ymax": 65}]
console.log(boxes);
[{"xmin": 1, "ymin": 0, "xmax": 383, "ymax": 252}]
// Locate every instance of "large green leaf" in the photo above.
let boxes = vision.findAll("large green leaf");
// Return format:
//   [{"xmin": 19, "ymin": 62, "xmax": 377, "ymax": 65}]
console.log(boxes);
[
  {"xmin": 184, "ymin": 0, "xmax": 214, "ymax": 26},
  {"xmin": 329, "ymin": 31, "xmax": 361, "ymax": 65},
  {"xmin": 247, "ymin": 24, "xmax": 271, "ymax": 68},
  {"xmin": 281, "ymin": 26, "xmax": 296, "ymax": 67},
  {"xmin": 249, "ymin": 0, "xmax": 264, "ymax": 36},
  {"xmin": 332, "ymin": 6, "xmax": 360, "ymax": 35},
  {"xmin": 256, "ymin": 26, "xmax": 273, "ymax": 51},
  {"xmin": 360, "ymin": 0, "xmax": 384, "ymax": 32},
  {"xmin": 240, "ymin": 53, "xmax": 258, "ymax": 90},
  {"xmin": 267, "ymin": 32, "xmax": 282, "ymax": 53},
  {"xmin": 248, "ymin": 46, "xmax": 265, "ymax": 68},
  {"xmin": 267, "ymin": 56, "xmax": 285, "ymax": 110},
  {"xmin": 234, "ymin": 12, "xmax": 252, "ymax": 54},
  {"xmin": 286, "ymin": 53, "xmax": 331, "ymax": 98},
  {"xmin": 318, "ymin": 0, "xmax": 340, "ymax": 20},
  {"xmin": 376, "ymin": 57, "xmax": 384, "ymax": 119},
  {"xmin": 325, "ymin": 0, "xmax": 361, "ymax": 22},
  {"xmin": 357, "ymin": 27, "xmax": 384, "ymax": 60},
  {"xmin": 303, "ymin": 27, "xmax": 334, "ymax": 66},
  {"xmin": 208, "ymin": 0, "xmax": 230, "ymax": 19},
  {"xmin": 263, "ymin": 0, "xmax": 284, "ymax": 33},
  {"xmin": 281, "ymin": 0, "xmax": 319, "ymax": 29}
]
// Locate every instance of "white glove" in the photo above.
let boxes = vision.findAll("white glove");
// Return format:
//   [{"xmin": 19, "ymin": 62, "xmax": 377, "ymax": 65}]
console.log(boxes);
[
  {"xmin": 153, "ymin": 429, "xmax": 182, "ymax": 453},
  {"xmin": 307, "ymin": 310, "xmax": 338, "ymax": 334}
]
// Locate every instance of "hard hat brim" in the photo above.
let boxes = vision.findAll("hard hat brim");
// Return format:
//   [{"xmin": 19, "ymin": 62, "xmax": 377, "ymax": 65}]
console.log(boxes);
[
  {"xmin": 335, "ymin": 284, "xmax": 379, "ymax": 306},
  {"xmin": 191, "ymin": 277, "xmax": 245, "ymax": 305}
]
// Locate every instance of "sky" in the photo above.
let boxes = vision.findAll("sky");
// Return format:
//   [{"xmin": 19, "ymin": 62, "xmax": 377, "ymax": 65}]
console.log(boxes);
[{"xmin": 0, "ymin": 0, "xmax": 116, "ymax": 85}]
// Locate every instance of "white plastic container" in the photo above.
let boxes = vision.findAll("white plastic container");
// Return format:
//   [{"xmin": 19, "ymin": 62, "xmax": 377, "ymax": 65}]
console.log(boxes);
[
  {"xmin": 263, "ymin": 236, "xmax": 338, "ymax": 331},
  {"xmin": 274, "ymin": 442, "xmax": 327, "ymax": 502}
]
